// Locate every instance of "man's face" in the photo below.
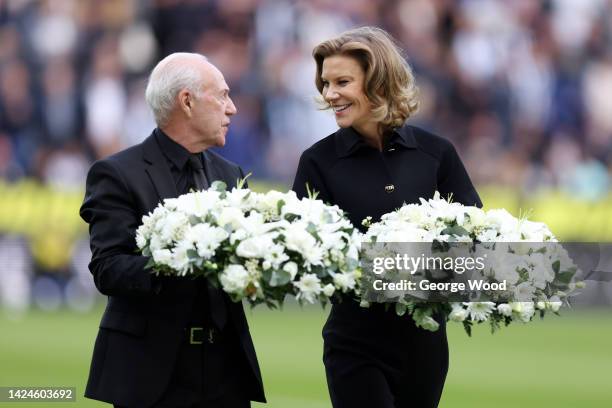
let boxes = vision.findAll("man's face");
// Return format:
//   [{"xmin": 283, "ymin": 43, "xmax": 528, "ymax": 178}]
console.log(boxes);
[{"xmin": 190, "ymin": 64, "xmax": 237, "ymax": 148}]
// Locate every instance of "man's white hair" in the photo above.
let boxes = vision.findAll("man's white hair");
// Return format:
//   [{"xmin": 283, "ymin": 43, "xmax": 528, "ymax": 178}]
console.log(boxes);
[{"xmin": 145, "ymin": 52, "xmax": 208, "ymax": 127}]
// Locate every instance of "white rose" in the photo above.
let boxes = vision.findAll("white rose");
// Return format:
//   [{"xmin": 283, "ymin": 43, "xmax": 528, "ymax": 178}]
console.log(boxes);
[
  {"xmin": 149, "ymin": 235, "xmax": 164, "ymax": 252},
  {"xmin": 173, "ymin": 192, "xmax": 212, "ymax": 217},
  {"xmin": 322, "ymin": 283, "xmax": 335, "ymax": 297},
  {"xmin": 547, "ymin": 295, "xmax": 562, "ymax": 312},
  {"xmin": 258, "ymin": 190, "xmax": 292, "ymax": 215},
  {"xmin": 419, "ymin": 316, "xmax": 440, "ymax": 331},
  {"xmin": 227, "ymin": 188, "xmax": 259, "ymax": 209},
  {"xmin": 519, "ymin": 302, "xmax": 535, "ymax": 322},
  {"xmin": 152, "ymin": 248, "xmax": 172, "ymax": 266},
  {"xmin": 230, "ymin": 228, "xmax": 248, "ymax": 245},
  {"xmin": 240, "ymin": 211, "xmax": 266, "ymax": 235},
  {"xmin": 397, "ymin": 203, "xmax": 426, "ymax": 223},
  {"xmin": 333, "ymin": 271, "xmax": 357, "ymax": 292},
  {"xmin": 217, "ymin": 207, "xmax": 246, "ymax": 230},
  {"xmin": 282, "ymin": 261, "xmax": 298, "ymax": 280},
  {"xmin": 236, "ymin": 234, "xmax": 275, "ymax": 259},
  {"xmin": 511, "ymin": 302, "xmax": 535, "ymax": 322},
  {"xmin": 449, "ymin": 304, "xmax": 469, "ymax": 322},
  {"xmin": 485, "ymin": 209, "xmax": 519, "ymax": 234},
  {"xmin": 219, "ymin": 264, "xmax": 250, "ymax": 294},
  {"xmin": 519, "ymin": 220, "xmax": 554, "ymax": 242},
  {"xmin": 464, "ymin": 206, "xmax": 487, "ymax": 229}
]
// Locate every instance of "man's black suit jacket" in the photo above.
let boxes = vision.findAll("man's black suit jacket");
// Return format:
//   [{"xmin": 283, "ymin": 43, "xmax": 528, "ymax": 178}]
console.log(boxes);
[{"xmin": 80, "ymin": 131, "xmax": 265, "ymax": 407}]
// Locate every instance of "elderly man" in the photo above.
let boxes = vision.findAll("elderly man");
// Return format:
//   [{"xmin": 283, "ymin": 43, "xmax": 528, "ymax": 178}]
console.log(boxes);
[{"xmin": 80, "ymin": 53, "xmax": 265, "ymax": 408}]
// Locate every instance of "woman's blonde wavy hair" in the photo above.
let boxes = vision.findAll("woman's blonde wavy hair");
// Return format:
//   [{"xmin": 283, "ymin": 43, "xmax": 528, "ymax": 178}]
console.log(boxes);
[{"xmin": 313, "ymin": 26, "xmax": 419, "ymax": 132}]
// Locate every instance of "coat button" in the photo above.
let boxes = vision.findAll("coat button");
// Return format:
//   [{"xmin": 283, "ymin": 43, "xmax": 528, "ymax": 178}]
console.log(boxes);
[{"xmin": 385, "ymin": 184, "xmax": 395, "ymax": 193}]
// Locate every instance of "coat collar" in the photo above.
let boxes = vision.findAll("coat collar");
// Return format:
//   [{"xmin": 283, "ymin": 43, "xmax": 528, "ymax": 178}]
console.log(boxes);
[
  {"xmin": 334, "ymin": 124, "xmax": 417, "ymax": 158},
  {"xmin": 142, "ymin": 130, "xmax": 228, "ymax": 202},
  {"xmin": 142, "ymin": 130, "xmax": 178, "ymax": 202}
]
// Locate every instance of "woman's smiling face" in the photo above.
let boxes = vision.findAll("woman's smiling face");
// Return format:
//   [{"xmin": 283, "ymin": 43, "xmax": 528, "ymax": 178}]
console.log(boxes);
[{"xmin": 321, "ymin": 54, "xmax": 378, "ymax": 138}]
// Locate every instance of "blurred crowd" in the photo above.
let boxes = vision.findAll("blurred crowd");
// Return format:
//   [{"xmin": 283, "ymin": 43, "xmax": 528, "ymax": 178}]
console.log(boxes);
[
  {"xmin": 2, "ymin": 0, "xmax": 612, "ymax": 311},
  {"xmin": 1, "ymin": 0, "xmax": 611, "ymax": 196}
]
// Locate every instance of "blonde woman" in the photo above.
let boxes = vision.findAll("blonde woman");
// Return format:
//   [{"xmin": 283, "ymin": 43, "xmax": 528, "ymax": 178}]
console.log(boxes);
[{"xmin": 292, "ymin": 27, "xmax": 481, "ymax": 408}]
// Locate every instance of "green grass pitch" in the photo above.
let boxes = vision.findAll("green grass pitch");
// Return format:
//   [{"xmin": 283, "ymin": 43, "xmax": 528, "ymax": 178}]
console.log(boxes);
[{"xmin": 1, "ymin": 306, "xmax": 611, "ymax": 408}]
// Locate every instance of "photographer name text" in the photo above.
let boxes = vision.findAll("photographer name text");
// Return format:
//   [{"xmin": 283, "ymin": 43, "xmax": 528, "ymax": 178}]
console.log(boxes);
[{"xmin": 372, "ymin": 279, "xmax": 507, "ymax": 292}]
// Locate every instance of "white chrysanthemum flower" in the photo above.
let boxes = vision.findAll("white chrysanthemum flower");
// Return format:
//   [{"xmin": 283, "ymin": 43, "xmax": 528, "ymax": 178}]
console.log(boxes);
[
  {"xmin": 477, "ymin": 247, "xmax": 522, "ymax": 285},
  {"xmin": 476, "ymin": 228, "xmax": 499, "ymax": 243},
  {"xmin": 183, "ymin": 223, "xmax": 228, "ymax": 259},
  {"xmin": 263, "ymin": 243, "xmax": 289, "ymax": 269},
  {"xmin": 135, "ymin": 230, "xmax": 148, "ymax": 250},
  {"xmin": 294, "ymin": 273, "xmax": 322, "ymax": 304},
  {"xmin": 319, "ymin": 231, "xmax": 346, "ymax": 250},
  {"xmin": 497, "ymin": 303, "xmax": 513, "ymax": 317},
  {"xmin": 527, "ymin": 252, "xmax": 555, "ymax": 289},
  {"xmin": 548, "ymin": 244, "xmax": 575, "ymax": 274},
  {"xmin": 170, "ymin": 242, "xmax": 192, "ymax": 275},
  {"xmin": 157, "ymin": 211, "xmax": 189, "ymax": 244},
  {"xmin": 465, "ymin": 301, "xmax": 496, "ymax": 322},
  {"xmin": 152, "ymin": 248, "xmax": 172, "ymax": 266},
  {"xmin": 284, "ymin": 223, "xmax": 324, "ymax": 266},
  {"xmin": 513, "ymin": 281, "xmax": 536, "ymax": 301}
]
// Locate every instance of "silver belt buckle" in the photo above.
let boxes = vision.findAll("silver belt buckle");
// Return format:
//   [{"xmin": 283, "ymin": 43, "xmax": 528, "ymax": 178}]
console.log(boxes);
[{"xmin": 189, "ymin": 327, "xmax": 203, "ymax": 345}]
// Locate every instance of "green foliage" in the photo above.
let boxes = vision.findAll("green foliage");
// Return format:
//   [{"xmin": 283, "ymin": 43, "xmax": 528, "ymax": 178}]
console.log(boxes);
[
  {"xmin": 263, "ymin": 269, "xmax": 292, "ymax": 287},
  {"xmin": 441, "ymin": 225, "xmax": 470, "ymax": 237}
]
